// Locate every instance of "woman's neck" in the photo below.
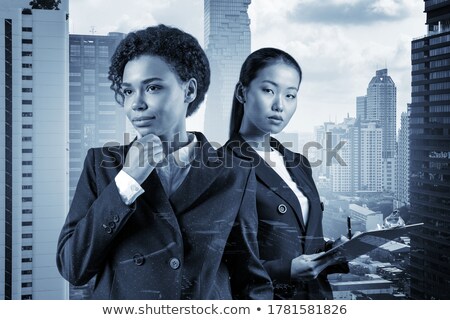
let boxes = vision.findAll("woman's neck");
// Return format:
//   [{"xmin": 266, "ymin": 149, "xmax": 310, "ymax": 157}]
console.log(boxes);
[
  {"xmin": 239, "ymin": 131, "xmax": 272, "ymax": 152},
  {"xmin": 160, "ymin": 131, "xmax": 191, "ymax": 155}
]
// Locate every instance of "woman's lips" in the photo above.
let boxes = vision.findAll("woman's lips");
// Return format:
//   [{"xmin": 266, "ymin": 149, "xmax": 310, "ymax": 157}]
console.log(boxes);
[{"xmin": 132, "ymin": 116, "xmax": 156, "ymax": 126}]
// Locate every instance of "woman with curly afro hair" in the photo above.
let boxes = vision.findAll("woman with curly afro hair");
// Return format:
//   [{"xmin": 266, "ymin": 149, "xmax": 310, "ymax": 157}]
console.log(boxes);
[{"xmin": 57, "ymin": 24, "xmax": 272, "ymax": 300}]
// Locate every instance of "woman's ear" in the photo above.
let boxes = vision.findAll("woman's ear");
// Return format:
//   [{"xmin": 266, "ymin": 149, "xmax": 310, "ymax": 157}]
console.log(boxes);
[
  {"xmin": 235, "ymin": 82, "xmax": 246, "ymax": 104},
  {"xmin": 184, "ymin": 78, "xmax": 197, "ymax": 103}
]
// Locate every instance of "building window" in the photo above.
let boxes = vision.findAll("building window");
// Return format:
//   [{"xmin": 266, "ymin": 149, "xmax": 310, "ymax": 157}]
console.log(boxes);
[
  {"xmin": 22, "ymin": 197, "xmax": 32, "ymax": 202},
  {"xmin": 22, "ymin": 161, "xmax": 32, "ymax": 166},
  {"xmin": 22, "ymin": 100, "xmax": 32, "ymax": 105},
  {"xmin": 22, "ymin": 51, "xmax": 32, "ymax": 57},
  {"xmin": 21, "ymin": 282, "xmax": 32, "ymax": 288},
  {"xmin": 22, "ymin": 88, "xmax": 32, "ymax": 93},
  {"xmin": 22, "ymin": 221, "xmax": 32, "ymax": 226},
  {"xmin": 22, "ymin": 209, "xmax": 32, "ymax": 214},
  {"xmin": 22, "ymin": 124, "xmax": 33, "ymax": 129},
  {"xmin": 22, "ymin": 137, "xmax": 32, "ymax": 141},
  {"xmin": 22, "ymin": 63, "xmax": 32, "ymax": 68},
  {"xmin": 22, "ymin": 39, "xmax": 32, "ymax": 44},
  {"xmin": 22, "ymin": 185, "xmax": 32, "ymax": 189},
  {"xmin": 21, "ymin": 270, "xmax": 32, "ymax": 275},
  {"xmin": 22, "ymin": 258, "xmax": 32, "ymax": 263},
  {"xmin": 22, "ymin": 75, "xmax": 32, "ymax": 80},
  {"xmin": 22, "ymin": 149, "xmax": 32, "ymax": 153},
  {"xmin": 22, "ymin": 234, "xmax": 32, "ymax": 239},
  {"xmin": 21, "ymin": 246, "xmax": 32, "ymax": 251},
  {"xmin": 22, "ymin": 173, "xmax": 32, "ymax": 177},
  {"xmin": 22, "ymin": 27, "xmax": 32, "ymax": 32}
]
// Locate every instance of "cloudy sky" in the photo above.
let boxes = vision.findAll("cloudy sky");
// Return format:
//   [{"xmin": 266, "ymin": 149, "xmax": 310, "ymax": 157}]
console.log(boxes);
[{"xmin": 70, "ymin": 0, "xmax": 426, "ymax": 134}]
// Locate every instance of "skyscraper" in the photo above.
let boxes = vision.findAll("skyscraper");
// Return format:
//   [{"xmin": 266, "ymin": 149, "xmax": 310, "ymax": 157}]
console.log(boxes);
[
  {"xmin": 69, "ymin": 32, "xmax": 125, "ymax": 203},
  {"xmin": 363, "ymin": 68, "xmax": 397, "ymax": 192},
  {"xmin": 68, "ymin": 32, "xmax": 126, "ymax": 299},
  {"xmin": 395, "ymin": 111, "xmax": 410, "ymax": 209},
  {"xmin": 0, "ymin": 0, "xmax": 69, "ymax": 299},
  {"xmin": 203, "ymin": 0, "xmax": 251, "ymax": 145},
  {"xmin": 409, "ymin": 0, "xmax": 450, "ymax": 299}
]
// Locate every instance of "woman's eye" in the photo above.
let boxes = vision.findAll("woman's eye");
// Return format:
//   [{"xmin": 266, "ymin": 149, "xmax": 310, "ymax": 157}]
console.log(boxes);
[
  {"xmin": 287, "ymin": 94, "xmax": 296, "ymax": 99},
  {"xmin": 123, "ymin": 89, "xmax": 133, "ymax": 96},
  {"xmin": 146, "ymin": 85, "xmax": 160, "ymax": 92},
  {"xmin": 262, "ymin": 88, "xmax": 274, "ymax": 94}
]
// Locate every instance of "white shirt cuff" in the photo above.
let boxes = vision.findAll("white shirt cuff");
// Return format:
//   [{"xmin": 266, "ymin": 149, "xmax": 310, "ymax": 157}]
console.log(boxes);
[{"xmin": 115, "ymin": 170, "xmax": 144, "ymax": 205}]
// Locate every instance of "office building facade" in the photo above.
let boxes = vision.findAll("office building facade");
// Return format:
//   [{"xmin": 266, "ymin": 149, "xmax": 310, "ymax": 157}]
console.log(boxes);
[
  {"xmin": 69, "ymin": 33, "xmax": 125, "ymax": 203},
  {"xmin": 203, "ymin": 0, "xmax": 251, "ymax": 145},
  {"xmin": 0, "ymin": 0, "xmax": 69, "ymax": 299},
  {"xmin": 395, "ymin": 111, "xmax": 410, "ymax": 209},
  {"xmin": 409, "ymin": 0, "xmax": 450, "ymax": 299}
]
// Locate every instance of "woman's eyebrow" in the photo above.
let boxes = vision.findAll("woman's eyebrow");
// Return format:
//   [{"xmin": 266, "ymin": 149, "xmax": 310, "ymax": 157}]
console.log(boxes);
[
  {"xmin": 261, "ymin": 80, "xmax": 298, "ymax": 91},
  {"xmin": 121, "ymin": 77, "xmax": 164, "ymax": 87}
]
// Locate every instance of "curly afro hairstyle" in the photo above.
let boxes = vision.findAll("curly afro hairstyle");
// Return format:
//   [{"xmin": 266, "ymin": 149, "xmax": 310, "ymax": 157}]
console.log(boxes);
[{"xmin": 108, "ymin": 24, "xmax": 210, "ymax": 117}]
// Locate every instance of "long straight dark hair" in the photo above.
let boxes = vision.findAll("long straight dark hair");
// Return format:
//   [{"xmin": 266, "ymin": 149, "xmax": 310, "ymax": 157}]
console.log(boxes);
[{"xmin": 229, "ymin": 48, "xmax": 302, "ymax": 138}]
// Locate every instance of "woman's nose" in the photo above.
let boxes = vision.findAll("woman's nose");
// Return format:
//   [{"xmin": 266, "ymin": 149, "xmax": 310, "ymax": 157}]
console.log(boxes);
[
  {"xmin": 272, "ymin": 95, "xmax": 284, "ymax": 112},
  {"xmin": 131, "ymin": 93, "xmax": 147, "ymax": 111}
]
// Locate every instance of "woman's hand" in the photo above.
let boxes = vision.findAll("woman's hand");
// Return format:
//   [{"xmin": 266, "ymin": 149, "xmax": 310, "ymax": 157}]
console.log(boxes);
[
  {"xmin": 122, "ymin": 134, "xmax": 165, "ymax": 184},
  {"xmin": 290, "ymin": 253, "xmax": 334, "ymax": 281}
]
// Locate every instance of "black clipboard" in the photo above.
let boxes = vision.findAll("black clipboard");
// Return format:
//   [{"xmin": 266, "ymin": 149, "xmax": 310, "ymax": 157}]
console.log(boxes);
[{"xmin": 314, "ymin": 223, "xmax": 424, "ymax": 262}]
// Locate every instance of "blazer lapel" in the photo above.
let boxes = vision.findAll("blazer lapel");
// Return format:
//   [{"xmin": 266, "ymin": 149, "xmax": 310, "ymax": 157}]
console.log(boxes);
[
  {"xmin": 273, "ymin": 139, "xmax": 324, "ymax": 252},
  {"xmin": 169, "ymin": 132, "xmax": 224, "ymax": 214},
  {"xmin": 228, "ymin": 135, "xmax": 306, "ymax": 231}
]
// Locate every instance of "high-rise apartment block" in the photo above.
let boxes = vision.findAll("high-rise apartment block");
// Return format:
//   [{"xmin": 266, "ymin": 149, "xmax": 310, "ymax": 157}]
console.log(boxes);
[
  {"xmin": 358, "ymin": 121, "xmax": 384, "ymax": 193},
  {"xmin": 409, "ymin": 0, "xmax": 450, "ymax": 299},
  {"xmin": 1, "ymin": 0, "xmax": 69, "ymax": 299},
  {"xmin": 203, "ymin": 0, "xmax": 251, "ymax": 145},
  {"xmin": 318, "ymin": 118, "xmax": 382, "ymax": 194}
]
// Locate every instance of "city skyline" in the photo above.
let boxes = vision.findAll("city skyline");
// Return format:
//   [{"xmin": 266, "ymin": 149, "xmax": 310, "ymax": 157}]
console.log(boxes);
[{"xmin": 69, "ymin": 0, "xmax": 424, "ymax": 134}]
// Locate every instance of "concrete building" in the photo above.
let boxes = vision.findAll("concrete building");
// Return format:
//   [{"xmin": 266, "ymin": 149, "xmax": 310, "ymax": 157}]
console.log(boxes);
[
  {"xmin": 331, "ymin": 279, "xmax": 394, "ymax": 300},
  {"xmin": 203, "ymin": 0, "xmax": 251, "ymax": 145},
  {"xmin": 0, "ymin": 0, "xmax": 69, "ymax": 299},
  {"xmin": 409, "ymin": 0, "xmax": 450, "ymax": 299},
  {"xmin": 349, "ymin": 204, "xmax": 383, "ymax": 232}
]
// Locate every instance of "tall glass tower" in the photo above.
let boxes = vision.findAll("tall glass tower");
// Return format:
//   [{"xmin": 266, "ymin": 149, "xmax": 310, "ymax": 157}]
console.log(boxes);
[
  {"xmin": 203, "ymin": 0, "xmax": 251, "ymax": 145},
  {"xmin": 409, "ymin": 0, "xmax": 450, "ymax": 299}
]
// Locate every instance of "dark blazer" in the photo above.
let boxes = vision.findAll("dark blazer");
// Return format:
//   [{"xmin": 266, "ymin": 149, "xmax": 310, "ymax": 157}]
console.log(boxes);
[
  {"xmin": 225, "ymin": 134, "xmax": 347, "ymax": 300},
  {"xmin": 57, "ymin": 132, "xmax": 272, "ymax": 300}
]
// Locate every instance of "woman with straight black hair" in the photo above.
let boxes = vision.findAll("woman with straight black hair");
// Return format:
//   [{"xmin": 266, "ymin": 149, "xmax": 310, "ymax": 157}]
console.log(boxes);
[{"xmin": 225, "ymin": 47, "xmax": 348, "ymax": 299}]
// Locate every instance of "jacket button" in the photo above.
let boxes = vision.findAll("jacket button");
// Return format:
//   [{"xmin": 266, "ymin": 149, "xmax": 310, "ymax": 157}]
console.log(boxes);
[
  {"xmin": 277, "ymin": 204, "xmax": 287, "ymax": 214},
  {"xmin": 169, "ymin": 258, "xmax": 180, "ymax": 270},
  {"xmin": 133, "ymin": 253, "xmax": 145, "ymax": 266},
  {"xmin": 102, "ymin": 224, "xmax": 113, "ymax": 234},
  {"xmin": 113, "ymin": 215, "xmax": 120, "ymax": 223}
]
